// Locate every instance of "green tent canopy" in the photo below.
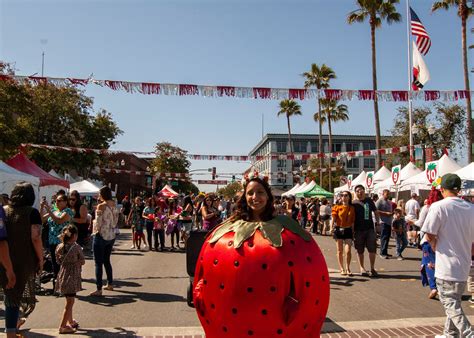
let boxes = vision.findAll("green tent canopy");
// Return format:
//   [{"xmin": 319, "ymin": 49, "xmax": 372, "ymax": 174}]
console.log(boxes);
[{"xmin": 296, "ymin": 183, "xmax": 333, "ymax": 198}]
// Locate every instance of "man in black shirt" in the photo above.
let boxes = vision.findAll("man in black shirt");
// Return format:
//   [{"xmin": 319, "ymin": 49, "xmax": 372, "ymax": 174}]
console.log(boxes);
[
  {"xmin": 300, "ymin": 198, "xmax": 308, "ymax": 229},
  {"xmin": 353, "ymin": 185, "xmax": 380, "ymax": 277}
]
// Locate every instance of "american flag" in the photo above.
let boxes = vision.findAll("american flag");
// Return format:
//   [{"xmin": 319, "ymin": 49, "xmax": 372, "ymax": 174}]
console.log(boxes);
[{"xmin": 410, "ymin": 7, "xmax": 431, "ymax": 55}]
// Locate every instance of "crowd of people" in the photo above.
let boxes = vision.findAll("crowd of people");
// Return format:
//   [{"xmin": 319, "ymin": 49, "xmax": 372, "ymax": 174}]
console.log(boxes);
[{"xmin": 0, "ymin": 172, "xmax": 473, "ymax": 337}]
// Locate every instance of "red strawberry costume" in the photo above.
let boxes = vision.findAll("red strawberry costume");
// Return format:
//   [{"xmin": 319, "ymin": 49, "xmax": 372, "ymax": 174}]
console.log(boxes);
[{"xmin": 193, "ymin": 215, "xmax": 330, "ymax": 337}]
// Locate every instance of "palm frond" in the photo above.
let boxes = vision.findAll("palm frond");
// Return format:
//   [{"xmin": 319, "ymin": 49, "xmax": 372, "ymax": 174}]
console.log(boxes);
[{"xmin": 432, "ymin": 1, "xmax": 451, "ymax": 12}]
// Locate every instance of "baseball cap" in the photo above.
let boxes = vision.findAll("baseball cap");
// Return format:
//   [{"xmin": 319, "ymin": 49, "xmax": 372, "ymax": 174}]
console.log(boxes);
[{"xmin": 440, "ymin": 173, "xmax": 462, "ymax": 191}]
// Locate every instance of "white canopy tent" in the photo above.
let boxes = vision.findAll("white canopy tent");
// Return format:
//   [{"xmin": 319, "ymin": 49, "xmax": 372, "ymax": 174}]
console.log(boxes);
[
  {"xmin": 69, "ymin": 180, "xmax": 101, "ymax": 197},
  {"xmin": 294, "ymin": 181, "xmax": 316, "ymax": 195},
  {"xmin": 48, "ymin": 169, "xmax": 63, "ymax": 179},
  {"xmin": 292, "ymin": 182, "xmax": 309, "ymax": 194},
  {"xmin": 400, "ymin": 155, "xmax": 462, "ymax": 192},
  {"xmin": 334, "ymin": 171, "xmax": 366, "ymax": 194},
  {"xmin": 373, "ymin": 166, "xmax": 391, "ymax": 184},
  {"xmin": 282, "ymin": 183, "xmax": 301, "ymax": 197},
  {"xmin": 373, "ymin": 162, "xmax": 421, "ymax": 193},
  {"xmin": 454, "ymin": 162, "xmax": 474, "ymax": 181},
  {"xmin": 0, "ymin": 160, "xmax": 41, "ymax": 199}
]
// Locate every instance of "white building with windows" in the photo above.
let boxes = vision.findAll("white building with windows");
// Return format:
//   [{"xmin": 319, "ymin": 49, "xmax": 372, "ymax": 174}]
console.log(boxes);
[{"xmin": 248, "ymin": 133, "xmax": 384, "ymax": 189}]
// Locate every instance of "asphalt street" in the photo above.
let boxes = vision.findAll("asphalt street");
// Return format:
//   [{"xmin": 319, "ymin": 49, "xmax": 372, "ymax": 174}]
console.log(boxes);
[{"xmin": 14, "ymin": 228, "xmax": 474, "ymax": 331}]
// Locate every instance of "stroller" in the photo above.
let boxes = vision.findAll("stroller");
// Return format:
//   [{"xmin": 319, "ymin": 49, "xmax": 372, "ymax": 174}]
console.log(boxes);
[
  {"xmin": 35, "ymin": 250, "xmax": 54, "ymax": 295},
  {"xmin": 185, "ymin": 229, "xmax": 209, "ymax": 307}
]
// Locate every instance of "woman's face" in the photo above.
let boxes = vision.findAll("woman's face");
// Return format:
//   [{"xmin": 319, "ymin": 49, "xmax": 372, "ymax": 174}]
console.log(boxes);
[
  {"xmin": 68, "ymin": 195, "xmax": 77, "ymax": 207},
  {"xmin": 245, "ymin": 181, "xmax": 269, "ymax": 217},
  {"xmin": 56, "ymin": 196, "xmax": 68, "ymax": 211},
  {"xmin": 205, "ymin": 197, "xmax": 213, "ymax": 206}
]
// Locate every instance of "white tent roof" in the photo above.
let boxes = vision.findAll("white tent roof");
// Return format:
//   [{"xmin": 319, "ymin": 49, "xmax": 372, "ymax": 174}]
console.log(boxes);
[
  {"xmin": 373, "ymin": 166, "xmax": 391, "ymax": 183},
  {"xmin": 292, "ymin": 182, "xmax": 308, "ymax": 194},
  {"xmin": 374, "ymin": 162, "xmax": 422, "ymax": 192},
  {"xmin": 69, "ymin": 180, "xmax": 101, "ymax": 197},
  {"xmin": 455, "ymin": 162, "xmax": 474, "ymax": 180},
  {"xmin": 400, "ymin": 155, "xmax": 462, "ymax": 191},
  {"xmin": 48, "ymin": 169, "xmax": 63, "ymax": 179},
  {"xmin": 282, "ymin": 183, "xmax": 301, "ymax": 197},
  {"xmin": 296, "ymin": 181, "xmax": 316, "ymax": 194},
  {"xmin": 0, "ymin": 160, "xmax": 41, "ymax": 197},
  {"xmin": 334, "ymin": 183, "xmax": 348, "ymax": 194},
  {"xmin": 350, "ymin": 171, "xmax": 367, "ymax": 190}
]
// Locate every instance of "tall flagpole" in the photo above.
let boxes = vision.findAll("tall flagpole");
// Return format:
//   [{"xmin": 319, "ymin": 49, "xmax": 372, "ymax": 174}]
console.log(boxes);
[{"xmin": 406, "ymin": 0, "xmax": 414, "ymax": 162}]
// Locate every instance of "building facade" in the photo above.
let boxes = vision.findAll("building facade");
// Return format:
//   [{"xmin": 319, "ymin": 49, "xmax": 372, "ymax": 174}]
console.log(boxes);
[{"xmin": 248, "ymin": 133, "xmax": 381, "ymax": 189}]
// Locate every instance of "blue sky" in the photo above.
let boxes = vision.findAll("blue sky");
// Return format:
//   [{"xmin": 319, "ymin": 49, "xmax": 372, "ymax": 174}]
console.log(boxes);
[{"xmin": 0, "ymin": 0, "xmax": 470, "ymax": 191}]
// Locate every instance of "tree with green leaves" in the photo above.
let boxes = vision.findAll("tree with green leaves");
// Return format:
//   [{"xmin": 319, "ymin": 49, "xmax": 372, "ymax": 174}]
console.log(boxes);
[
  {"xmin": 302, "ymin": 63, "xmax": 336, "ymax": 185},
  {"xmin": 217, "ymin": 181, "xmax": 243, "ymax": 200},
  {"xmin": 150, "ymin": 142, "xmax": 198, "ymax": 194},
  {"xmin": 385, "ymin": 103, "xmax": 466, "ymax": 165},
  {"xmin": 432, "ymin": 0, "xmax": 473, "ymax": 162},
  {"xmin": 347, "ymin": 0, "xmax": 401, "ymax": 168},
  {"xmin": 320, "ymin": 98, "xmax": 349, "ymax": 192},
  {"xmin": 277, "ymin": 99, "xmax": 302, "ymax": 170},
  {"xmin": 0, "ymin": 63, "xmax": 122, "ymax": 176}
]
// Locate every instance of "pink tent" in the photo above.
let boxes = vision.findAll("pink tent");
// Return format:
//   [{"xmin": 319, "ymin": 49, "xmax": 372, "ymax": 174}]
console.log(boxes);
[
  {"xmin": 6, "ymin": 153, "xmax": 69, "ymax": 188},
  {"xmin": 158, "ymin": 184, "xmax": 179, "ymax": 198}
]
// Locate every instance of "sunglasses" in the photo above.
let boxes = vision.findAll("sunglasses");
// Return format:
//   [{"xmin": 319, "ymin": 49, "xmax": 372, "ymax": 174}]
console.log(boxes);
[
  {"xmin": 56, "ymin": 199, "xmax": 67, "ymax": 203},
  {"xmin": 341, "ymin": 194, "xmax": 350, "ymax": 197}
]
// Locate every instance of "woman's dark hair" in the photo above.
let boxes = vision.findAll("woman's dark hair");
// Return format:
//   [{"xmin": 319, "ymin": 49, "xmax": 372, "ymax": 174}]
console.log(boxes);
[
  {"xmin": 10, "ymin": 182, "xmax": 36, "ymax": 207},
  {"xmin": 69, "ymin": 190, "xmax": 82, "ymax": 211},
  {"xmin": 60, "ymin": 225, "xmax": 78, "ymax": 251},
  {"xmin": 343, "ymin": 190, "xmax": 353, "ymax": 205},
  {"xmin": 99, "ymin": 186, "xmax": 113, "ymax": 201},
  {"xmin": 321, "ymin": 198, "xmax": 328, "ymax": 205},
  {"xmin": 230, "ymin": 177, "xmax": 274, "ymax": 222}
]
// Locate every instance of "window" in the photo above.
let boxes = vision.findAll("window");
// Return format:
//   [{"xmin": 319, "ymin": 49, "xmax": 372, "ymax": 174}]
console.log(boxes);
[
  {"xmin": 363, "ymin": 158, "xmax": 376, "ymax": 169},
  {"xmin": 310, "ymin": 141, "xmax": 318, "ymax": 153},
  {"xmin": 363, "ymin": 142, "xmax": 376, "ymax": 150},
  {"xmin": 277, "ymin": 159, "xmax": 287, "ymax": 168},
  {"xmin": 345, "ymin": 143, "xmax": 359, "ymax": 152},
  {"xmin": 277, "ymin": 171, "xmax": 287, "ymax": 184},
  {"xmin": 332, "ymin": 143, "xmax": 342, "ymax": 152},
  {"xmin": 346, "ymin": 158, "xmax": 359, "ymax": 169},
  {"xmin": 276, "ymin": 141, "xmax": 287, "ymax": 153},
  {"xmin": 293, "ymin": 141, "xmax": 308, "ymax": 153}
]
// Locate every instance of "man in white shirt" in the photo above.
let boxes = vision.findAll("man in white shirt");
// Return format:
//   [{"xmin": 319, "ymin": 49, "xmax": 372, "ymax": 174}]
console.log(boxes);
[
  {"xmin": 422, "ymin": 174, "xmax": 474, "ymax": 337},
  {"xmin": 405, "ymin": 193, "xmax": 421, "ymax": 247}
]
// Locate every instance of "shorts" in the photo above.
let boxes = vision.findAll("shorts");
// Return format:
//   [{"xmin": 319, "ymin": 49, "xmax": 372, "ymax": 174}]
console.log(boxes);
[
  {"xmin": 333, "ymin": 227, "xmax": 353, "ymax": 240},
  {"xmin": 182, "ymin": 221, "xmax": 193, "ymax": 235},
  {"xmin": 320, "ymin": 215, "xmax": 330, "ymax": 221},
  {"xmin": 354, "ymin": 229, "xmax": 377, "ymax": 254}
]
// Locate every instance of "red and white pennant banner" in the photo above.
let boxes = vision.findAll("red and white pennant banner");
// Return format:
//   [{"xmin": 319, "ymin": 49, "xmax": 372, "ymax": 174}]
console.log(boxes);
[
  {"xmin": 3, "ymin": 74, "xmax": 471, "ymax": 102},
  {"xmin": 100, "ymin": 169, "xmax": 190, "ymax": 178},
  {"xmin": 21, "ymin": 143, "xmax": 422, "ymax": 161}
]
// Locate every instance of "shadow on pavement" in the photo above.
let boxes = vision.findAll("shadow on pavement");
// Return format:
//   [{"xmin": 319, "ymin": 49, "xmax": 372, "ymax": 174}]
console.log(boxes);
[
  {"xmin": 77, "ymin": 290, "xmax": 186, "ymax": 307},
  {"xmin": 82, "ymin": 278, "xmax": 142, "ymax": 288},
  {"xmin": 322, "ymin": 318, "xmax": 345, "ymax": 333},
  {"xmin": 76, "ymin": 327, "xmax": 137, "ymax": 336}
]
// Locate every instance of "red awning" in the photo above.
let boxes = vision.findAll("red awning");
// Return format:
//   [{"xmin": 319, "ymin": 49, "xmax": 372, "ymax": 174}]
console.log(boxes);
[
  {"xmin": 158, "ymin": 184, "xmax": 179, "ymax": 198},
  {"xmin": 6, "ymin": 153, "xmax": 70, "ymax": 188}
]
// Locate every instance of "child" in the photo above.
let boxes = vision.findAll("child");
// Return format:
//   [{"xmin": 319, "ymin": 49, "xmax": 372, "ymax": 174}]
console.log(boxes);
[
  {"xmin": 134, "ymin": 218, "xmax": 146, "ymax": 250},
  {"xmin": 153, "ymin": 206, "xmax": 166, "ymax": 251},
  {"xmin": 55, "ymin": 225, "xmax": 85, "ymax": 334},
  {"xmin": 392, "ymin": 208, "xmax": 408, "ymax": 260}
]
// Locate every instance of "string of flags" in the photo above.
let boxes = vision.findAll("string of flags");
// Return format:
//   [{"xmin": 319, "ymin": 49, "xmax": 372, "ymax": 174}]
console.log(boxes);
[
  {"xmin": 21, "ymin": 143, "xmax": 423, "ymax": 161},
  {"xmin": 2, "ymin": 74, "xmax": 470, "ymax": 102}
]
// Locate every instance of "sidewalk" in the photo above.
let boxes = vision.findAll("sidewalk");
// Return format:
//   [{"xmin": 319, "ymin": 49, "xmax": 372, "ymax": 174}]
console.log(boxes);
[{"xmin": 17, "ymin": 316, "xmax": 474, "ymax": 337}]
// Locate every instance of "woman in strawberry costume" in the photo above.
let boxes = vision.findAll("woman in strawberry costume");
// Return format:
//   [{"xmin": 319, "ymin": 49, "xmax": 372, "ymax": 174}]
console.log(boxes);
[{"xmin": 193, "ymin": 173, "xmax": 330, "ymax": 338}]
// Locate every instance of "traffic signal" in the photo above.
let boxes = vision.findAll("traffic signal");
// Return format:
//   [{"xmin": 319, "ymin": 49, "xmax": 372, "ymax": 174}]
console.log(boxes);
[
  {"xmin": 212, "ymin": 167, "xmax": 216, "ymax": 180},
  {"xmin": 232, "ymin": 175, "xmax": 236, "ymax": 182}
]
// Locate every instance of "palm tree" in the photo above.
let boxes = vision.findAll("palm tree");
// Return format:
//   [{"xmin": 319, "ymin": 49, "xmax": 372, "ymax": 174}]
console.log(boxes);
[
  {"xmin": 432, "ymin": 0, "xmax": 473, "ymax": 162},
  {"xmin": 321, "ymin": 98, "xmax": 350, "ymax": 192},
  {"xmin": 277, "ymin": 99, "xmax": 302, "ymax": 172},
  {"xmin": 347, "ymin": 0, "xmax": 401, "ymax": 168},
  {"xmin": 302, "ymin": 64, "xmax": 336, "ymax": 185}
]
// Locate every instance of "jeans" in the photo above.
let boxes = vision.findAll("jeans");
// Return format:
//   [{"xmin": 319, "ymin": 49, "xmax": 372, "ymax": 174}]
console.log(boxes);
[
  {"xmin": 395, "ymin": 232, "xmax": 408, "ymax": 257},
  {"xmin": 153, "ymin": 229, "xmax": 165, "ymax": 249},
  {"xmin": 379, "ymin": 223, "xmax": 391, "ymax": 256},
  {"xmin": 49, "ymin": 243, "xmax": 60, "ymax": 279},
  {"xmin": 93, "ymin": 234, "xmax": 115, "ymax": 290},
  {"xmin": 145, "ymin": 221, "xmax": 154, "ymax": 248},
  {"xmin": 436, "ymin": 279, "xmax": 473, "ymax": 337},
  {"xmin": 5, "ymin": 305, "xmax": 19, "ymax": 333},
  {"xmin": 300, "ymin": 217, "xmax": 307, "ymax": 228}
]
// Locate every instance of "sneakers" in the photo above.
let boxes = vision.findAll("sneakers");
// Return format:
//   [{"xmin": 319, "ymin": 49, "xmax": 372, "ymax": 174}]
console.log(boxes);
[
  {"xmin": 379, "ymin": 254, "xmax": 388, "ymax": 259},
  {"xmin": 396, "ymin": 255, "xmax": 404, "ymax": 261}
]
